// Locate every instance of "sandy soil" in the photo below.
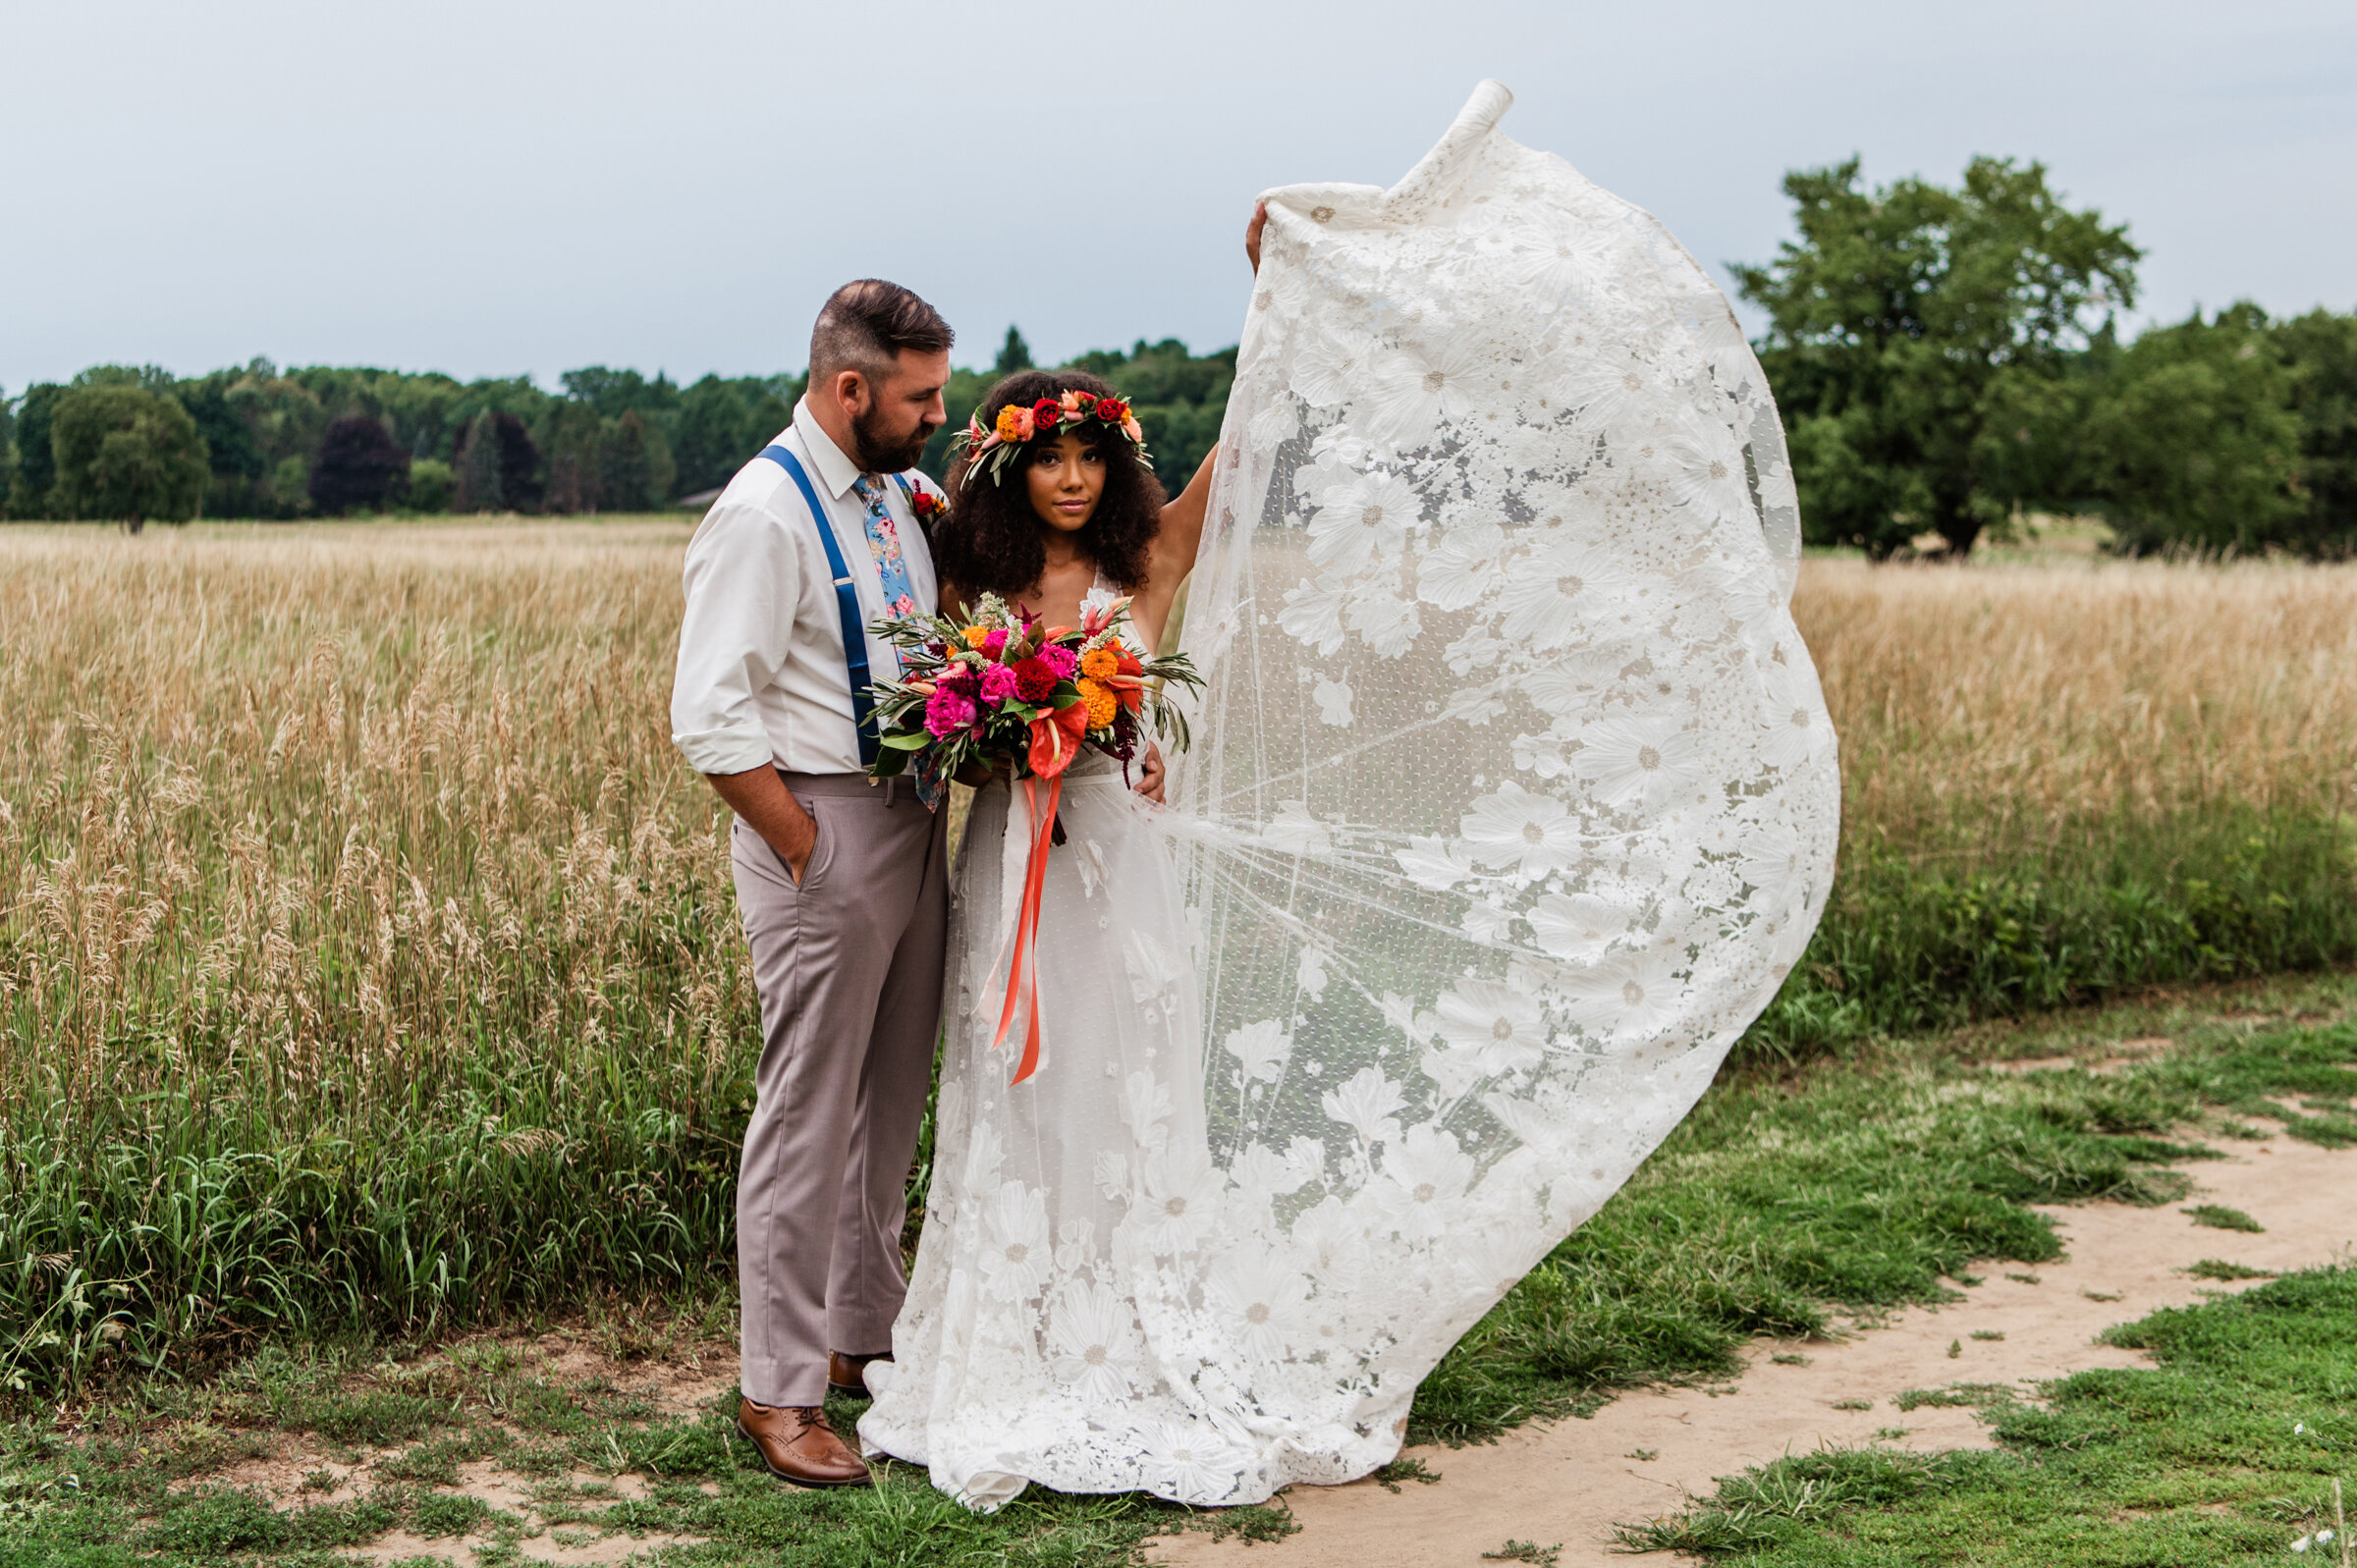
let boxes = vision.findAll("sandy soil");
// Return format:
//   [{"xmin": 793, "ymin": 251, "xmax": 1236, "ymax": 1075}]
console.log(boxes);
[{"xmin": 1150, "ymin": 1127, "xmax": 2357, "ymax": 1568}]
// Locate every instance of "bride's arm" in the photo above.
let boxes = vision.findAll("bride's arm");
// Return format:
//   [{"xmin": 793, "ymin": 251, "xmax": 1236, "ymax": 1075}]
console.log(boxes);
[
  {"xmin": 1154, "ymin": 446, "xmax": 1218, "ymax": 572},
  {"xmin": 1139, "ymin": 445, "xmax": 1219, "ymax": 644},
  {"xmin": 1133, "ymin": 201, "xmax": 1263, "ymax": 630}
]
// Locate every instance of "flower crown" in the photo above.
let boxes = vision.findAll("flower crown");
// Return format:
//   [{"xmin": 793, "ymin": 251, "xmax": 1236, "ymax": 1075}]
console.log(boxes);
[{"xmin": 948, "ymin": 388, "xmax": 1151, "ymax": 487}]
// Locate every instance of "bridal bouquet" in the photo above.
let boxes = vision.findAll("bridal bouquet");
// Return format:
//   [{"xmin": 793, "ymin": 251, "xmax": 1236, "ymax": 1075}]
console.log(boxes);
[
  {"xmin": 868, "ymin": 592, "xmax": 1201, "ymax": 1085},
  {"xmin": 867, "ymin": 590, "xmax": 1199, "ymax": 804}
]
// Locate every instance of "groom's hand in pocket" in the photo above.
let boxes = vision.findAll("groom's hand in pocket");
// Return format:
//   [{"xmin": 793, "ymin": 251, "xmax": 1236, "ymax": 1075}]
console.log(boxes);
[
  {"xmin": 1134, "ymin": 743, "xmax": 1167, "ymax": 804},
  {"xmin": 702, "ymin": 765, "xmax": 818, "ymax": 885}
]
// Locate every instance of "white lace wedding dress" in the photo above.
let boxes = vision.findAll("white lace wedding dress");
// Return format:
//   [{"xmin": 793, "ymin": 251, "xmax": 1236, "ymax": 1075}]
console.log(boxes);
[{"xmin": 859, "ymin": 80, "xmax": 1841, "ymax": 1509}]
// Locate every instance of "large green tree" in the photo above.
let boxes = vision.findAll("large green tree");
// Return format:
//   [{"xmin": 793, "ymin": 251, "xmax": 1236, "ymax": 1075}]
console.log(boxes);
[
  {"xmin": 2083, "ymin": 302, "xmax": 2303, "ymax": 554},
  {"xmin": 599, "ymin": 409, "xmax": 676, "ymax": 512},
  {"xmin": 454, "ymin": 410, "xmax": 506, "ymax": 512},
  {"xmin": 49, "ymin": 383, "xmax": 209, "ymax": 530},
  {"xmin": 1736, "ymin": 156, "xmax": 2141, "ymax": 557},
  {"xmin": 2275, "ymin": 307, "xmax": 2357, "ymax": 555},
  {"xmin": 671, "ymin": 374, "xmax": 797, "ymax": 498},
  {"xmin": 174, "ymin": 372, "xmax": 267, "ymax": 517},
  {"xmin": 308, "ymin": 414, "xmax": 411, "ymax": 514},
  {"xmin": 7, "ymin": 383, "xmax": 65, "ymax": 515},
  {"xmin": 994, "ymin": 326, "xmax": 1034, "ymax": 375}
]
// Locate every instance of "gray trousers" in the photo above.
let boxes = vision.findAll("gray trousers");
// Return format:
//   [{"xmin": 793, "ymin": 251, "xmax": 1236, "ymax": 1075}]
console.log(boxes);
[{"xmin": 731, "ymin": 771, "xmax": 947, "ymax": 1407}]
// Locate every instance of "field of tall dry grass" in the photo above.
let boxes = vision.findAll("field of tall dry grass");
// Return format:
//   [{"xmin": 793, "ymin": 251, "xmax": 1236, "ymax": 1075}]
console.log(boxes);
[
  {"xmin": 1, "ymin": 520, "xmax": 2351, "ymax": 1387},
  {"xmin": 1800, "ymin": 557, "xmax": 2357, "ymax": 845}
]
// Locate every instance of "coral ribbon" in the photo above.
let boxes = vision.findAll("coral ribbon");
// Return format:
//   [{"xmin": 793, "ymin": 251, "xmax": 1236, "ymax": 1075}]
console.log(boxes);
[{"xmin": 989, "ymin": 774, "xmax": 1062, "ymax": 1084}]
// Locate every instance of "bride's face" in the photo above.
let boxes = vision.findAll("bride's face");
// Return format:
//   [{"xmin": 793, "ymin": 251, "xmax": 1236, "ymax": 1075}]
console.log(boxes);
[{"xmin": 1024, "ymin": 431, "xmax": 1106, "ymax": 535}]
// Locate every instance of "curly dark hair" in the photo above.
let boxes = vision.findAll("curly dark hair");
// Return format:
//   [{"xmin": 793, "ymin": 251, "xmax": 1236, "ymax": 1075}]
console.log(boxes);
[{"xmin": 935, "ymin": 370, "xmax": 1166, "ymax": 599}]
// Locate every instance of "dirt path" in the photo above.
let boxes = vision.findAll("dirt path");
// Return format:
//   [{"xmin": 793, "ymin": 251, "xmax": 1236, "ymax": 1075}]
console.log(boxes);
[{"xmin": 1151, "ymin": 1130, "xmax": 2357, "ymax": 1568}]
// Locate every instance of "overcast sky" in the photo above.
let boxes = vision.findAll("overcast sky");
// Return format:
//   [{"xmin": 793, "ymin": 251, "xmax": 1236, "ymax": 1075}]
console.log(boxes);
[{"xmin": 4, "ymin": 0, "xmax": 2350, "ymax": 393}]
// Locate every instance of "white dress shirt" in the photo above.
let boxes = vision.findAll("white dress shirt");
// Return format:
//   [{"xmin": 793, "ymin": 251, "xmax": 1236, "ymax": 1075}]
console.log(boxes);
[{"xmin": 671, "ymin": 400, "xmax": 944, "ymax": 777}]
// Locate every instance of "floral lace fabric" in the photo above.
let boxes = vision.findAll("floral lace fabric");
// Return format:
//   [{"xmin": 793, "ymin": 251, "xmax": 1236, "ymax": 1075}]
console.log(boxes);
[{"xmin": 859, "ymin": 80, "xmax": 1840, "ymax": 1509}]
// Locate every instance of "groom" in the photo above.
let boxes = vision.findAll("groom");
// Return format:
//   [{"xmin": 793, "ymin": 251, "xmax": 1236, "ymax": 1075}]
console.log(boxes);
[{"xmin": 669, "ymin": 279, "xmax": 956, "ymax": 1487}]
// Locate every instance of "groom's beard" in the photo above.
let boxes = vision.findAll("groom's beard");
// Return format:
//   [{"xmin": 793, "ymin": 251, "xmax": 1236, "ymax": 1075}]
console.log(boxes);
[{"xmin": 851, "ymin": 406, "xmax": 936, "ymax": 474}]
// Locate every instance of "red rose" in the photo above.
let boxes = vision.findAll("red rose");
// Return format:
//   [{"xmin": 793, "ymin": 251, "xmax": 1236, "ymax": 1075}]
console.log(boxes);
[
  {"xmin": 1012, "ymin": 656, "xmax": 1058, "ymax": 705},
  {"xmin": 1031, "ymin": 397, "xmax": 1065, "ymax": 430},
  {"xmin": 1094, "ymin": 397, "xmax": 1128, "ymax": 425}
]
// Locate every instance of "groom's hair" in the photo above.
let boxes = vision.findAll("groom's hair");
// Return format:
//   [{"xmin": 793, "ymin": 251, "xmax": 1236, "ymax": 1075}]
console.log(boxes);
[{"xmin": 809, "ymin": 280, "xmax": 954, "ymax": 388}]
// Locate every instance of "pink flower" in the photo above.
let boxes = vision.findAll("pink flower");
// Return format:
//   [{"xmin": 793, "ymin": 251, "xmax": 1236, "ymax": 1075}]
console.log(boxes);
[
  {"xmin": 982, "ymin": 627, "xmax": 1009, "ymax": 657},
  {"xmin": 924, "ymin": 687, "xmax": 977, "ymax": 738},
  {"xmin": 1040, "ymin": 644, "xmax": 1079, "ymax": 680},
  {"xmin": 979, "ymin": 664, "xmax": 1019, "ymax": 704}
]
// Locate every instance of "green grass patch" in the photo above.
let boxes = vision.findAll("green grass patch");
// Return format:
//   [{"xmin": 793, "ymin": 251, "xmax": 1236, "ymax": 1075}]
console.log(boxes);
[
  {"xmin": 2185, "ymin": 1203, "xmax": 2267, "ymax": 1232},
  {"xmin": 2185, "ymin": 1259, "xmax": 2275, "ymax": 1280},
  {"xmin": 1621, "ymin": 1265, "xmax": 2357, "ymax": 1564},
  {"xmin": 1740, "ymin": 806, "xmax": 2357, "ymax": 1064}
]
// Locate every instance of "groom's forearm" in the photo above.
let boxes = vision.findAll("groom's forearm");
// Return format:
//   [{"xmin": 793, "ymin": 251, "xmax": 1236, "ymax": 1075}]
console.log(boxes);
[{"xmin": 704, "ymin": 766, "xmax": 817, "ymax": 884}]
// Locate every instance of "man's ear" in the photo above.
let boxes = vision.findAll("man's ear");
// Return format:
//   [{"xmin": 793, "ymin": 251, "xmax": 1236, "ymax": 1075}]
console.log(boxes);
[{"xmin": 831, "ymin": 368, "xmax": 870, "ymax": 415}]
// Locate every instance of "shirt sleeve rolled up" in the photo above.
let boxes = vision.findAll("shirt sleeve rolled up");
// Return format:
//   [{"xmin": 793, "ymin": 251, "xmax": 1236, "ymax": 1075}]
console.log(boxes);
[{"xmin": 671, "ymin": 500, "xmax": 797, "ymax": 776}]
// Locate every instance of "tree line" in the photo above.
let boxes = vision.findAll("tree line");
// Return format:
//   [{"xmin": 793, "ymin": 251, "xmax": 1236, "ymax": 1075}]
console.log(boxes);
[
  {"xmin": 0, "ymin": 332, "xmax": 1233, "ymax": 531},
  {"xmin": 3, "ymin": 154, "xmax": 2351, "ymax": 554}
]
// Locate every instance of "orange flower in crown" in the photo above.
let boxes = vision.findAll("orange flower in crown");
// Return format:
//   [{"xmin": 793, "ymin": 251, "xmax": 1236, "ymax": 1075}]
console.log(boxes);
[{"xmin": 952, "ymin": 384, "xmax": 1155, "ymax": 487}]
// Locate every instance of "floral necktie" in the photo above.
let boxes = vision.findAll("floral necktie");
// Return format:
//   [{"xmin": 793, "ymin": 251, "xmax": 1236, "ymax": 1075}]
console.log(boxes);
[{"xmin": 850, "ymin": 475, "xmax": 919, "ymax": 619}]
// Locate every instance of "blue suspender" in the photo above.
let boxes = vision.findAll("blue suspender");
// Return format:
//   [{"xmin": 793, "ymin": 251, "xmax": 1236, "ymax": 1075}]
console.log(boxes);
[{"xmin": 757, "ymin": 444, "xmax": 888, "ymax": 770}]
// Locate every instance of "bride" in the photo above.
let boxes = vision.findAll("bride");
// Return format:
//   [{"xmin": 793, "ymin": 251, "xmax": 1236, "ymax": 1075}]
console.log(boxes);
[
  {"xmin": 861, "ymin": 80, "xmax": 1841, "ymax": 1509},
  {"xmin": 856, "ymin": 369, "xmax": 1240, "ymax": 1505}
]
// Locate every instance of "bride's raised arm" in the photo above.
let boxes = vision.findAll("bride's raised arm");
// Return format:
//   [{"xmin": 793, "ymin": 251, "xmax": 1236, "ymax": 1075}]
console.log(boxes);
[
  {"xmin": 1141, "ymin": 446, "xmax": 1218, "ymax": 624},
  {"xmin": 1131, "ymin": 202, "xmax": 1265, "ymax": 647}
]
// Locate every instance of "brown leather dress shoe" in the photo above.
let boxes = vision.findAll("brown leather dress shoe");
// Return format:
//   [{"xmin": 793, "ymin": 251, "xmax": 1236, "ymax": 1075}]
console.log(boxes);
[
  {"xmin": 828, "ymin": 1350, "xmax": 892, "ymax": 1398},
  {"xmin": 735, "ymin": 1398, "xmax": 871, "ymax": 1487}
]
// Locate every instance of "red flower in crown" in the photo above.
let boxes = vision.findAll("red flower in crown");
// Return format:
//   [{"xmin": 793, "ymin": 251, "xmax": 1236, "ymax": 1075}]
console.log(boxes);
[
  {"xmin": 1093, "ymin": 397, "xmax": 1129, "ymax": 424},
  {"xmin": 1030, "ymin": 397, "xmax": 1066, "ymax": 429}
]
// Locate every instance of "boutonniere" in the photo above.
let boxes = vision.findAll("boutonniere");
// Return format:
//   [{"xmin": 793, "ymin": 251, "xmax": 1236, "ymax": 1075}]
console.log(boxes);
[{"xmin": 908, "ymin": 488, "xmax": 948, "ymax": 526}]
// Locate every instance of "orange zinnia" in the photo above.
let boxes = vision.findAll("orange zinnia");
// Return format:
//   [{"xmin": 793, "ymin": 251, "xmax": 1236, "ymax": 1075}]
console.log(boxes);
[
  {"xmin": 1079, "ymin": 646, "xmax": 1119, "ymax": 680},
  {"xmin": 1077, "ymin": 678, "xmax": 1118, "ymax": 729}
]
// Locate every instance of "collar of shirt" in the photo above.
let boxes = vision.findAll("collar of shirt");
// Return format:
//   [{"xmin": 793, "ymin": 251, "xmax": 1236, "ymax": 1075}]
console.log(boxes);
[{"xmin": 793, "ymin": 397, "xmax": 871, "ymax": 501}]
